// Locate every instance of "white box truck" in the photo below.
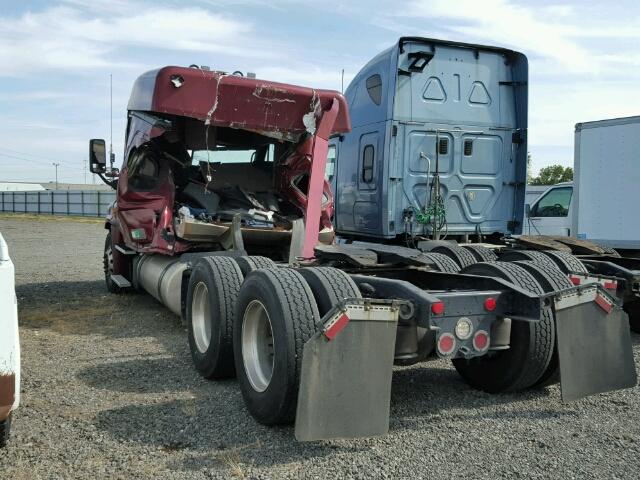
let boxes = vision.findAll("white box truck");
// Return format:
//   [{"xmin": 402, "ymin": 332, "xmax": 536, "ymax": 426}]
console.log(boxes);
[
  {"xmin": 0, "ymin": 231, "xmax": 20, "ymax": 447},
  {"xmin": 526, "ymin": 115, "xmax": 640, "ymax": 254}
]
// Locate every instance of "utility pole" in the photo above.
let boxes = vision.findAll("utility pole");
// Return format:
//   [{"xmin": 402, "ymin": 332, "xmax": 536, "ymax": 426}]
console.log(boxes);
[
  {"xmin": 83, "ymin": 161, "xmax": 87, "ymax": 184},
  {"xmin": 109, "ymin": 73, "xmax": 115, "ymax": 171},
  {"xmin": 52, "ymin": 162, "xmax": 60, "ymax": 189}
]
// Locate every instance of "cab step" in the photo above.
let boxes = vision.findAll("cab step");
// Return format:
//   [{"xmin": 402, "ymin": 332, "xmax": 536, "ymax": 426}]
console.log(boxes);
[{"xmin": 111, "ymin": 275, "xmax": 132, "ymax": 288}]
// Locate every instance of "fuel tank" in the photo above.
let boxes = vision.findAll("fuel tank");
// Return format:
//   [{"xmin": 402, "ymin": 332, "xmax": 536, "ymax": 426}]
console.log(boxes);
[{"xmin": 133, "ymin": 254, "xmax": 187, "ymax": 316}]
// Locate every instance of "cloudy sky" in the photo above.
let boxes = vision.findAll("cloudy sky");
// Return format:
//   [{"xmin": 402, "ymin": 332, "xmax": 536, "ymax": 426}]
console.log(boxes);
[{"xmin": 1, "ymin": 0, "xmax": 638, "ymax": 184}]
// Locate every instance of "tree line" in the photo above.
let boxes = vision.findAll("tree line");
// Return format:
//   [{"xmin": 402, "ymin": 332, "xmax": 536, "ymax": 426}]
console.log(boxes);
[{"xmin": 527, "ymin": 153, "xmax": 573, "ymax": 185}]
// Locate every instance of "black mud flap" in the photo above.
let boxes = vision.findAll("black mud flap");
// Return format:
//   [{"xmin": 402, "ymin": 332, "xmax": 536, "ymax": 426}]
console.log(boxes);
[
  {"xmin": 555, "ymin": 287, "xmax": 637, "ymax": 401},
  {"xmin": 295, "ymin": 300, "xmax": 399, "ymax": 441}
]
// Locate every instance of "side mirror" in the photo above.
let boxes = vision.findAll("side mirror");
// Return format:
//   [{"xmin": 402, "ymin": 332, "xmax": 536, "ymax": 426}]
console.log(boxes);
[
  {"xmin": 525, "ymin": 203, "xmax": 531, "ymax": 217},
  {"xmin": 89, "ymin": 139, "xmax": 107, "ymax": 174}
]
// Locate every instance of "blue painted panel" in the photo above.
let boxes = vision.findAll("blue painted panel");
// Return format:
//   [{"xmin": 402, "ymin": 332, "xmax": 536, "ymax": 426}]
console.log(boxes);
[{"xmin": 337, "ymin": 37, "xmax": 528, "ymax": 239}]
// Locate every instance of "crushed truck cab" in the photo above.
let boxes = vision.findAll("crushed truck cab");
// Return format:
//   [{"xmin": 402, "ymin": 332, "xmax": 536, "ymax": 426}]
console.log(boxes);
[{"xmin": 90, "ymin": 57, "xmax": 637, "ymax": 442}]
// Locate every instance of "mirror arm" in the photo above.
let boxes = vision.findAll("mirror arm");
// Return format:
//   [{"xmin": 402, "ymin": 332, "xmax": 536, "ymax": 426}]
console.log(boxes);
[{"xmin": 98, "ymin": 173, "xmax": 118, "ymax": 190}]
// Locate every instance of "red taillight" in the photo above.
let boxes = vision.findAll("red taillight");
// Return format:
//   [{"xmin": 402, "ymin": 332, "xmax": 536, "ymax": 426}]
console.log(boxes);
[
  {"xmin": 431, "ymin": 302, "xmax": 445, "ymax": 315},
  {"xmin": 437, "ymin": 333, "xmax": 456, "ymax": 356},
  {"xmin": 569, "ymin": 275, "xmax": 581, "ymax": 285},
  {"xmin": 473, "ymin": 330, "xmax": 489, "ymax": 352},
  {"xmin": 604, "ymin": 281, "xmax": 617, "ymax": 290},
  {"xmin": 484, "ymin": 297, "xmax": 497, "ymax": 312}
]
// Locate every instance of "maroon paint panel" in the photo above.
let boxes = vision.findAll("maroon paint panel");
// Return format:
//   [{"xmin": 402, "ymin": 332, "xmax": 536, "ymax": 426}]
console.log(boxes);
[{"xmin": 127, "ymin": 67, "xmax": 351, "ymax": 134}]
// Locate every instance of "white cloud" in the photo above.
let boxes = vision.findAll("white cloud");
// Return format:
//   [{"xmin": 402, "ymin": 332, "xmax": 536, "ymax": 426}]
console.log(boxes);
[
  {"xmin": 400, "ymin": 0, "xmax": 596, "ymax": 73},
  {"xmin": 0, "ymin": 5, "xmax": 278, "ymax": 76}
]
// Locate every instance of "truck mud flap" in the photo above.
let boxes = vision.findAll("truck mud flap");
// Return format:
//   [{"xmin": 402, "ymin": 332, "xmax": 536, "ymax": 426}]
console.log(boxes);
[
  {"xmin": 295, "ymin": 300, "xmax": 400, "ymax": 441},
  {"xmin": 554, "ymin": 286, "xmax": 637, "ymax": 401}
]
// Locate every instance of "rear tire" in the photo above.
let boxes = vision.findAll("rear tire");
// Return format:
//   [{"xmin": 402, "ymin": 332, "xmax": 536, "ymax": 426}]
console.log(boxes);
[
  {"xmin": 431, "ymin": 244, "xmax": 476, "ymax": 269},
  {"xmin": 599, "ymin": 245, "xmax": 621, "ymax": 257},
  {"xmin": 460, "ymin": 244, "xmax": 498, "ymax": 262},
  {"xmin": 0, "ymin": 413, "xmax": 11, "ymax": 448},
  {"xmin": 186, "ymin": 257, "xmax": 243, "ymax": 379},
  {"xmin": 512, "ymin": 260, "xmax": 573, "ymax": 387},
  {"xmin": 421, "ymin": 252, "xmax": 461, "ymax": 273},
  {"xmin": 498, "ymin": 249, "xmax": 557, "ymax": 270},
  {"xmin": 234, "ymin": 256, "xmax": 276, "ymax": 277},
  {"xmin": 452, "ymin": 262, "xmax": 555, "ymax": 392},
  {"xmin": 298, "ymin": 267, "xmax": 361, "ymax": 316},
  {"xmin": 538, "ymin": 250, "xmax": 588, "ymax": 274},
  {"xmin": 234, "ymin": 268, "xmax": 320, "ymax": 425}
]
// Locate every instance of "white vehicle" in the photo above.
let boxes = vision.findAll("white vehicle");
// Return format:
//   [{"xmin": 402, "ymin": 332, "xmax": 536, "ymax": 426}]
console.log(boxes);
[
  {"xmin": 525, "ymin": 115, "xmax": 640, "ymax": 251},
  {"xmin": 525, "ymin": 181, "xmax": 574, "ymax": 237},
  {"xmin": 0, "ymin": 231, "xmax": 20, "ymax": 447}
]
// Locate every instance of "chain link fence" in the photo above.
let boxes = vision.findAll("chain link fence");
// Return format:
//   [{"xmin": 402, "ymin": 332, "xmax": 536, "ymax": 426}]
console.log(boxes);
[{"xmin": 0, "ymin": 190, "xmax": 116, "ymax": 217}]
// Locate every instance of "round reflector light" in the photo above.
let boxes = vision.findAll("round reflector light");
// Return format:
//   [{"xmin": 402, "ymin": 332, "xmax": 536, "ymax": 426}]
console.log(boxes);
[
  {"xmin": 455, "ymin": 317, "xmax": 473, "ymax": 340},
  {"xmin": 484, "ymin": 297, "xmax": 497, "ymax": 312},
  {"xmin": 431, "ymin": 302, "xmax": 445, "ymax": 315},
  {"xmin": 473, "ymin": 330, "xmax": 489, "ymax": 352},
  {"xmin": 437, "ymin": 333, "xmax": 456, "ymax": 356}
]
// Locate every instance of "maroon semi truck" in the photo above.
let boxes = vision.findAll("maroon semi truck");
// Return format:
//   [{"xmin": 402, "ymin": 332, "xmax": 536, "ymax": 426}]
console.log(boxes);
[{"xmin": 89, "ymin": 65, "xmax": 636, "ymax": 441}]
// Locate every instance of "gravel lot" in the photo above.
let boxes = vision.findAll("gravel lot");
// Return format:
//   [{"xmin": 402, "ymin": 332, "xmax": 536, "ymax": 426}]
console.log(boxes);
[{"xmin": 0, "ymin": 214, "xmax": 639, "ymax": 479}]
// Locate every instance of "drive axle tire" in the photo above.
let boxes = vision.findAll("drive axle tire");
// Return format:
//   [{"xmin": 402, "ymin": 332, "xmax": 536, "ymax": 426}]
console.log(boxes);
[
  {"xmin": 421, "ymin": 252, "xmax": 461, "ymax": 273},
  {"xmin": 453, "ymin": 262, "xmax": 555, "ymax": 393},
  {"xmin": 538, "ymin": 250, "xmax": 588, "ymax": 274},
  {"xmin": 498, "ymin": 249, "xmax": 557, "ymax": 270},
  {"xmin": 599, "ymin": 245, "xmax": 621, "ymax": 257},
  {"xmin": 460, "ymin": 244, "xmax": 498, "ymax": 262},
  {"xmin": 431, "ymin": 244, "xmax": 476, "ymax": 269},
  {"xmin": 298, "ymin": 267, "xmax": 361, "ymax": 317},
  {"xmin": 234, "ymin": 256, "xmax": 276, "ymax": 277},
  {"xmin": 234, "ymin": 268, "xmax": 320, "ymax": 425},
  {"xmin": 512, "ymin": 260, "xmax": 573, "ymax": 387},
  {"xmin": 186, "ymin": 256, "xmax": 243, "ymax": 379}
]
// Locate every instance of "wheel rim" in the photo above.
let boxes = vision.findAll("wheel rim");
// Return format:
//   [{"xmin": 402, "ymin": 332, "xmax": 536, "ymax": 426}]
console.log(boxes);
[
  {"xmin": 192, "ymin": 282, "xmax": 211, "ymax": 353},
  {"xmin": 105, "ymin": 244, "xmax": 114, "ymax": 276},
  {"xmin": 242, "ymin": 300, "xmax": 275, "ymax": 392}
]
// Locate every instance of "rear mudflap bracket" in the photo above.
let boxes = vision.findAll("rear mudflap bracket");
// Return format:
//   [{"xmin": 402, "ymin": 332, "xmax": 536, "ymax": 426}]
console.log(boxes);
[
  {"xmin": 551, "ymin": 283, "xmax": 621, "ymax": 314},
  {"xmin": 320, "ymin": 298, "xmax": 404, "ymax": 340},
  {"xmin": 567, "ymin": 272, "xmax": 619, "ymax": 293}
]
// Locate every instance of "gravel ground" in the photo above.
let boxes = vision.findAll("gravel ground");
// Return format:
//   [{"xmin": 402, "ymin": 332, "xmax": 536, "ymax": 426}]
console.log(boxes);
[{"xmin": 0, "ymin": 214, "xmax": 639, "ymax": 479}]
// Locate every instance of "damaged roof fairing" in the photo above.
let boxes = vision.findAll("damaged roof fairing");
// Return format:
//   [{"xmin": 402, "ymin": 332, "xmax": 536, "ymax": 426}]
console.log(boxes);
[{"xmin": 127, "ymin": 67, "xmax": 351, "ymax": 137}]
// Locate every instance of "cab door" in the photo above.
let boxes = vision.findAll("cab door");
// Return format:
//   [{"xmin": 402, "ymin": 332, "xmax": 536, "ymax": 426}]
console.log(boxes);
[
  {"xmin": 116, "ymin": 147, "xmax": 174, "ymax": 247},
  {"xmin": 526, "ymin": 185, "xmax": 573, "ymax": 236}
]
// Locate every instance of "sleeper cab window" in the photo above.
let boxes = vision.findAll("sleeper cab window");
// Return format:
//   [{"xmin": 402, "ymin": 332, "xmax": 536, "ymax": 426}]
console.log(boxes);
[
  {"xmin": 366, "ymin": 74, "xmax": 382, "ymax": 106},
  {"xmin": 325, "ymin": 145, "xmax": 337, "ymax": 181},
  {"xmin": 362, "ymin": 144, "xmax": 375, "ymax": 183}
]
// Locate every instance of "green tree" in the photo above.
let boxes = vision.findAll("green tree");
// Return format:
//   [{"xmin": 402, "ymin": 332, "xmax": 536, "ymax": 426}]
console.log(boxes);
[{"xmin": 529, "ymin": 165, "xmax": 573, "ymax": 185}]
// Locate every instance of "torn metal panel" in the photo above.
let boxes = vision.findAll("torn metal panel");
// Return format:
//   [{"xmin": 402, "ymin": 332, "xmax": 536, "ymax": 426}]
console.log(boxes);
[{"xmin": 127, "ymin": 67, "xmax": 351, "ymax": 135}]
